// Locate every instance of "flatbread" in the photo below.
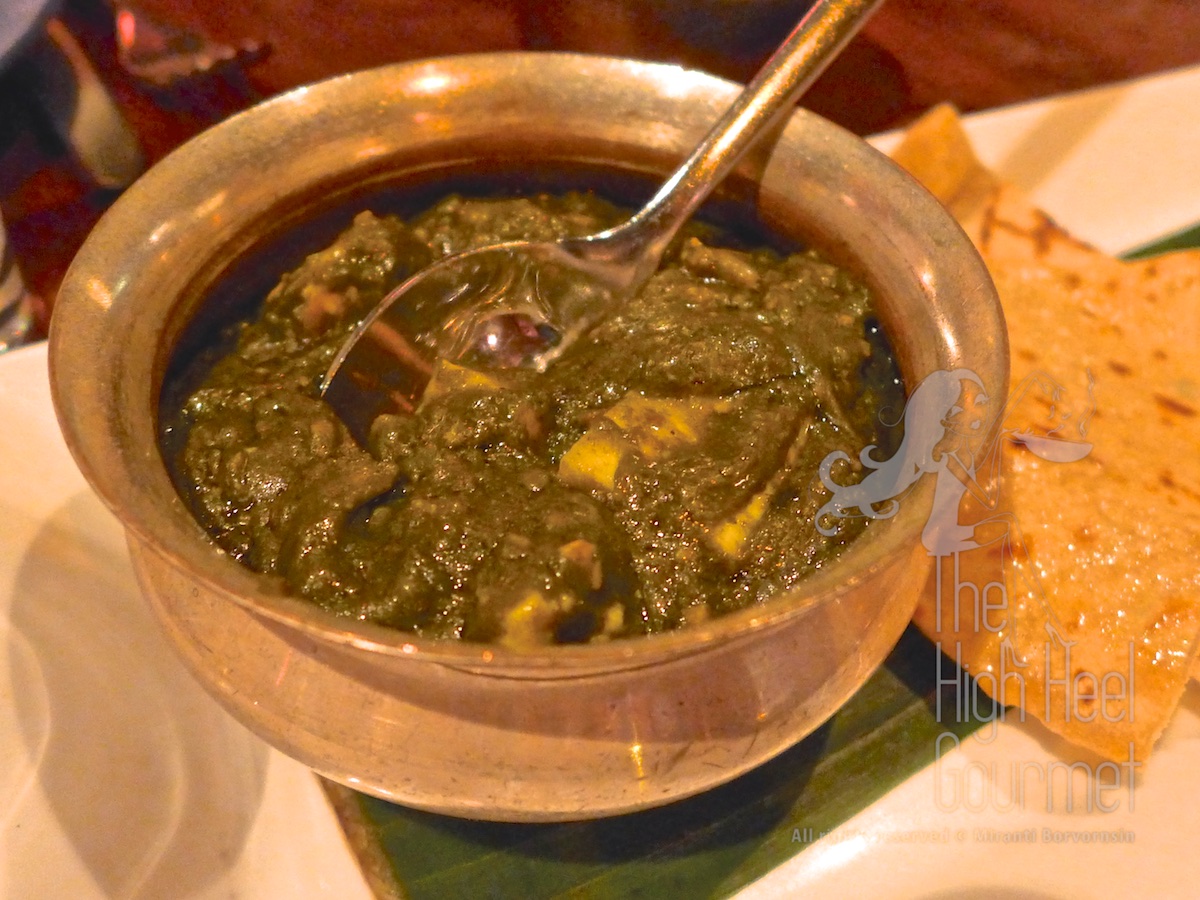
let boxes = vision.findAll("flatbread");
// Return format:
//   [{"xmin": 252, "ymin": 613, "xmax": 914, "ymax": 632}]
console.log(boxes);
[{"xmin": 892, "ymin": 105, "xmax": 1200, "ymax": 761}]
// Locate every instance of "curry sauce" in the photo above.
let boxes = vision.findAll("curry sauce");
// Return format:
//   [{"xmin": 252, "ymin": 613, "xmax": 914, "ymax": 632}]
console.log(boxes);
[{"xmin": 163, "ymin": 192, "xmax": 902, "ymax": 647}]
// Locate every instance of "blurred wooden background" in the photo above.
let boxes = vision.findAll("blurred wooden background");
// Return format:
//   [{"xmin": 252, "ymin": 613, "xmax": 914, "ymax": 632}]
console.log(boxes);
[{"xmin": 4, "ymin": 0, "xmax": 1200, "ymax": 331}]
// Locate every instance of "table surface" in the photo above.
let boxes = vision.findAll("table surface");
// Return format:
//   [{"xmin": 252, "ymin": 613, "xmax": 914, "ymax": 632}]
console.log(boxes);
[
  {"xmin": 5, "ymin": 4, "xmax": 1200, "ymax": 894},
  {"xmin": 3, "ymin": 0, "xmax": 1200, "ymax": 334}
]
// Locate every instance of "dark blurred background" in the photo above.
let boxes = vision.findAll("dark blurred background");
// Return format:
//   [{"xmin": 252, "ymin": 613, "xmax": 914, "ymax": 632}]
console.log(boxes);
[{"xmin": 3, "ymin": 0, "xmax": 1200, "ymax": 335}]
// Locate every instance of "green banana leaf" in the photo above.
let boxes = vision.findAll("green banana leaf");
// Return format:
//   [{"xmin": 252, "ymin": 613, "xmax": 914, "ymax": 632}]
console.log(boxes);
[{"xmin": 1124, "ymin": 222, "xmax": 1200, "ymax": 258}]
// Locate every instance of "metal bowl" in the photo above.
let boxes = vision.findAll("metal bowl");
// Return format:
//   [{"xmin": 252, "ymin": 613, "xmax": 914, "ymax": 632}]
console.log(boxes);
[{"xmin": 49, "ymin": 53, "xmax": 1006, "ymax": 822}]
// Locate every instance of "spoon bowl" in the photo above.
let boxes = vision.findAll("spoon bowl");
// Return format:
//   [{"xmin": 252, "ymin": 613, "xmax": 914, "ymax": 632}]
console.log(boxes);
[{"xmin": 321, "ymin": 238, "xmax": 616, "ymax": 438}]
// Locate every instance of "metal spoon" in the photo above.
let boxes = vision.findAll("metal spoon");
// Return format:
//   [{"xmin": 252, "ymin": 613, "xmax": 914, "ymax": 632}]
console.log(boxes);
[{"xmin": 322, "ymin": 0, "xmax": 884, "ymax": 437}]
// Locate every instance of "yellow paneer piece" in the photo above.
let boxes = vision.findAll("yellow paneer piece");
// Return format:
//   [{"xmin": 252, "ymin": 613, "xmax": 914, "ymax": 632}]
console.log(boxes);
[
  {"xmin": 707, "ymin": 489, "xmax": 771, "ymax": 560},
  {"xmin": 421, "ymin": 360, "xmax": 504, "ymax": 402},
  {"xmin": 559, "ymin": 393, "xmax": 726, "ymax": 491},
  {"xmin": 706, "ymin": 423, "xmax": 809, "ymax": 561},
  {"xmin": 558, "ymin": 428, "xmax": 631, "ymax": 491},
  {"xmin": 602, "ymin": 393, "xmax": 720, "ymax": 459},
  {"xmin": 499, "ymin": 591, "xmax": 561, "ymax": 650}
]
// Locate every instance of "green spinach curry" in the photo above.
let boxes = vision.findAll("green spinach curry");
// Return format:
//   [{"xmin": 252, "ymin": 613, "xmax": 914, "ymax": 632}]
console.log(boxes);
[{"xmin": 165, "ymin": 192, "xmax": 902, "ymax": 648}]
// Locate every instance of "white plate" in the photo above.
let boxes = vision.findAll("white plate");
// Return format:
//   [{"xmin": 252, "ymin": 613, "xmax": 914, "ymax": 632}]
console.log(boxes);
[
  {"xmin": 4, "ymin": 63, "xmax": 1199, "ymax": 900},
  {"xmin": 744, "ymin": 64, "xmax": 1200, "ymax": 899},
  {"xmin": 0, "ymin": 342, "xmax": 373, "ymax": 898}
]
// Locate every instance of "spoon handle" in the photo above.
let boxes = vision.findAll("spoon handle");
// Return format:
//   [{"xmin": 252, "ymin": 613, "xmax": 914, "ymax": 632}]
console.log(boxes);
[{"xmin": 598, "ymin": 0, "xmax": 885, "ymax": 276}]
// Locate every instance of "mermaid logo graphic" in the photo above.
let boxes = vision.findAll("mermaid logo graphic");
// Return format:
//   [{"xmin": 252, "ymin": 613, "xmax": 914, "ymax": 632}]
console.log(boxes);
[{"xmin": 814, "ymin": 367, "xmax": 1094, "ymax": 643}]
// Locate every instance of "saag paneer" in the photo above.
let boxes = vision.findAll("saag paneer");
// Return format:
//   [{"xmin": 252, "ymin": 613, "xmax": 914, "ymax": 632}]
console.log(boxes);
[{"xmin": 165, "ymin": 192, "xmax": 902, "ymax": 648}]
